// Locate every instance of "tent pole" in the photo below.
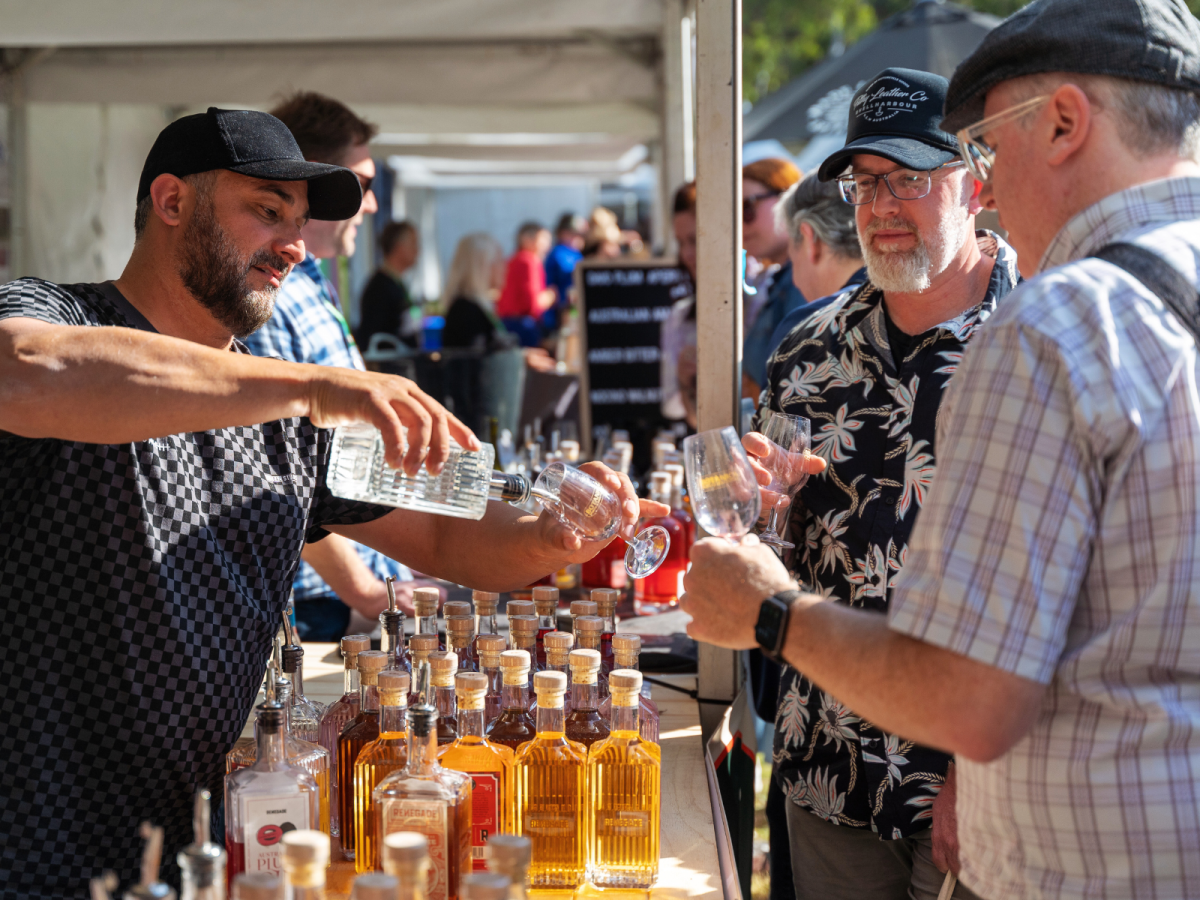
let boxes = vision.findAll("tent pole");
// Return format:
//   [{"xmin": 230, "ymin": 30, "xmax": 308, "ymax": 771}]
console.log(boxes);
[
  {"xmin": 693, "ymin": 0, "xmax": 743, "ymax": 731},
  {"xmin": 5, "ymin": 61, "xmax": 29, "ymax": 280},
  {"xmin": 659, "ymin": 0, "xmax": 689, "ymax": 257}
]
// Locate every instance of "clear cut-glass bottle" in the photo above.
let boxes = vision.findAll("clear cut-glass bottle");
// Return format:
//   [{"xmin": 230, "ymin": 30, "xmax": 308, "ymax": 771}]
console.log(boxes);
[
  {"xmin": 225, "ymin": 673, "xmax": 321, "ymax": 885},
  {"xmin": 317, "ymin": 633, "xmax": 371, "ymax": 839},
  {"xmin": 564, "ymin": 649, "xmax": 609, "ymax": 749},
  {"xmin": 598, "ymin": 634, "xmax": 659, "ymax": 743},
  {"xmin": 374, "ymin": 706, "xmax": 472, "ymax": 900},
  {"xmin": 485, "ymin": 650, "xmax": 536, "ymax": 752},
  {"xmin": 438, "ymin": 671, "xmax": 515, "ymax": 870},
  {"xmin": 511, "ymin": 671, "xmax": 588, "ymax": 889},
  {"xmin": 338, "ymin": 650, "xmax": 389, "ymax": 860},
  {"xmin": 475, "ymin": 634, "xmax": 506, "ymax": 727},
  {"xmin": 353, "ymin": 670, "xmax": 411, "ymax": 873},
  {"xmin": 587, "ymin": 670, "xmax": 661, "ymax": 889}
]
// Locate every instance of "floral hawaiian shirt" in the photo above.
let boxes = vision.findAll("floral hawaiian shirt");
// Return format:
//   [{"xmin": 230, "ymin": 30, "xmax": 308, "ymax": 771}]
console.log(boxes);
[{"xmin": 760, "ymin": 231, "xmax": 1020, "ymax": 839}]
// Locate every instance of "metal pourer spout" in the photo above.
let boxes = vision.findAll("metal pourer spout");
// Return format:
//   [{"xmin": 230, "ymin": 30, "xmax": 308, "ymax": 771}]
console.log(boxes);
[{"xmin": 490, "ymin": 472, "xmax": 531, "ymax": 505}]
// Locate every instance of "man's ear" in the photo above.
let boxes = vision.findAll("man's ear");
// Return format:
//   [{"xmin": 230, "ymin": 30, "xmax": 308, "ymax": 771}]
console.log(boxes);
[
  {"xmin": 149, "ymin": 174, "xmax": 188, "ymax": 229},
  {"xmin": 1045, "ymin": 83, "xmax": 1093, "ymax": 169},
  {"xmin": 966, "ymin": 174, "xmax": 985, "ymax": 216},
  {"xmin": 800, "ymin": 221, "xmax": 820, "ymax": 265}
]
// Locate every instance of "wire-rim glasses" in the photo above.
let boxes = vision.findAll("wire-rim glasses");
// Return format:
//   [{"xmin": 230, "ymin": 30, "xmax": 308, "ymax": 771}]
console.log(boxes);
[
  {"xmin": 956, "ymin": 94, "xmax": 1050, "ymax": 183},
  {"xmin": 836, "ymin": 160, "xmax": 967, "ymax": 206}
]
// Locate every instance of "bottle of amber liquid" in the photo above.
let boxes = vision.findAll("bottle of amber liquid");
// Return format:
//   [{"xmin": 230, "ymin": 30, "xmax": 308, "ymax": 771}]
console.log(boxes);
[
  {"xmin": 337, "ymin": 650, "xmax": 389, "ymax": 860},
  {"xmin": 374, "ymin": 705, "xmax": 472, "ymax": 900},
  {"xmin": 428, "ymin": 651, "xmax": 459, "ymax": 746},
  {"xmin": 485, "ymin": 650, "xmax": 536, "ymax": 751},
  {"xmin": 591, "ymin": 589, "xmax": 620, "ymax": 676},
  {"xmin": 413, "ymin": 587, "xmax": 445, "ymax": 651},
  {"xmin": 531, "ymin": 586, "xmax": 559, "ymax": 669},
  {"xmin": 353, "ymin": 670, "xmax": 411, "ymax": 873},
  {"xmin": 381, "ymin": 576, "xmax": 410, "ymax": 675},
  {"xmin": 475, "ymin": 634, "xmax": 506, "ymax": 727},
  {"xmin": 573, "ymin": 617, "xmax": 607, "ymax": 700},
  {"xmin": 511, "ymin": 671, "xmax": 588, "ymax": 889},
  {"xmin": 567, "ymin": 600, "xmax": 596, "ymax": 637},
  {"xmin": 633, "ymin": 472, "xmax": 688, "ymax": 614},
  {"xmin": 598, "ymin": 634, "xmax": 659, "ymax": 743},
  {"xmin": 438, "ymin": 672, "xmax": 515, "ymax": 870},
  {"xmin": 472, "ymin": 591, "xmax": 500, "ymax": 648},
  {"xmin": 507, "ymin": 616, "xmax": 540, "ymax": 675},
  {"xmin": 564, "ymin": 649, "xmax": 609, "ymax": 749},
  {"xmin": 587, "ymin": 670, "xmax": 660, "ymax": 888},
  {"xmin": 542, "ymin": 632, "xmax": 574, "ymax": 710},
  {"xmin": 382, "ymin": 833, "xmax": 430, "ymax": 900},
  {"xmin": 280, "ymin": 831, "xmax": 329, "ymax": 900},
  {"xmin": 316, "ymin": 633, "xmax": 371, "ymax": 840},
  {"xmin": 445, "ymin": 614, "xmax": 477, "ymax": 673}
]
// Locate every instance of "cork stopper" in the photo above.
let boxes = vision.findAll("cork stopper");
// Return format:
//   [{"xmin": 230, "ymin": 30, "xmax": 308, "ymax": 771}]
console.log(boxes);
[
  {"xmin": 574, "ymin": 616, "xmax": 603, "ymax": 649},
  {"xmin": 350, "ymin": 873, "xmax": 399, "ymax": 900},
  {"xmin": 428, "ymin": 651, "xmax": 459, "ymax": 687},
  {"xmin": 532, "ymin": 586, "xmax": 559, "ymax": 616},
  {"xmin": 505, "ymin": 599, "xmax": 535, "ymax": 618},
  {"xmin": 612, "ymin": 632, "xmax": 641, "ymax": 664},
  {"xmin": 591, "ymin": 588, "xmax": 620, "ymax": 616},
  {"xmin": 543, "ymin": 631, "xmax": 574, "ymax": 667},
  {"xmin": 383, "ymin": 832, "xmax": 428, "ymax": 865},
  {"xmin": 472, "ymin": 591, "xmax": 500, "ymax": 615},
  {"xmin": 485, "ymin": 833, "xmax": 531, "ymax": 870},
  {"xmin": 476, "ymin": 633, "xmax": 505, "ymax": 667},
  {"xmin": 232, "ymin": 873, "xmax": 282, "ymax": 900},
  {"xmin": 408, "ymin": 634, "xmax": 439, "ymax": 664},
  {"xmin": 509, "ymin": 615, "xmax": 539, "ymax": 642},
  {"xmin": 446, "ymin": 615, "xmax": 475, "ymax": 636},
  {"xmin": 357, "ymin": 650, "xmax": 388, "ymax": 686},
  {"xmin": 499, "ymin": 649, "xmax": 531, "ymax": 686},
  {"xmin": 608, "ymin": 669, "xmax": 643, "ymax": 706},
  {"xmin": 341, "ymin": 633, "xmax": 371, "ymax": 669},
  {"xmin": 443, "ymin": 600, "xmax": 472, "ymax": 619},
  {"xmin": 460, "ymin": 873, "xmax": 511, "ymax": 900},
  {"xmin": 281, "ymin": 830, "xmax": 329, "ymax": 867},
  {"xmin": 569, "ymin": 648, "xmax": 602, "ymax": 684},
  {"xmin": 455, "ymin": 671, "xmax": 488, "ymax": 709},
  {"xmin": 569, "ymin": 600, "xmax": 598, "ymax": 620},
  {"xmin": 378, "ymin": 670, "xmax": 411, "ymax": 705},
  {"xmin": 413, "ymin": 587, "xmax": 440, "ymax": 617},
  {"xmin": 534, "ymin": 670, "xmax": 567, "ymax": 708}
]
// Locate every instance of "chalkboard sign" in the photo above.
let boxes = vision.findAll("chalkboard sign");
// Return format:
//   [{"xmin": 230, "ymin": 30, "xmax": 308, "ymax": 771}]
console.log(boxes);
[{"xmin": 577, "ymin": 258, "xmax": 691, "ymax": 470}]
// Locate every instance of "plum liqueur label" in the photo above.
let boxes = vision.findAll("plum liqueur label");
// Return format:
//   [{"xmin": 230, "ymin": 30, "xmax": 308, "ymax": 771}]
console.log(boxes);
[{"xmin": 241, "ymin": 794, "xmax": 310, "ymax": 875}]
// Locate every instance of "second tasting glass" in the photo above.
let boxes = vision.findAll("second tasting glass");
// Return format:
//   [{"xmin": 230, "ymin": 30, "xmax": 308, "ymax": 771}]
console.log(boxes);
[
  {"xmin": 755, "ymin": 410, "xmax": 812, "ymax": 549},
  {"xmin": 532, "ymin": 462, "xmax": 670, "ymax": 579},
  {"xmin": 682, "ymin": 427, "xmax": 762, "ymax": 540}
]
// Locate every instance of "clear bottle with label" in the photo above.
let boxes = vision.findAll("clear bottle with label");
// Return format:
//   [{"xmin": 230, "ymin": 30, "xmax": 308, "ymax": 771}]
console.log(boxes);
[
  {"xmin": 338, "ymin": 650, "xmax": 389, "ymax": 860},
  {"xmin": 484, "ymin": 835, "xmax": 530, "ymax": 900},
  {"xmin": 280, "ymin": 831, "xmax": 329, "ymax": 900},
  {"xmin": 564, "ymin": 649, "xmax": 609, "ymax": 749},
  {"xmin": 354, "ymin": 670, "xmax": 411, "ymax": 873},
  {"xmin": 511, "ymin": 671, "xmax": 588, "ymax": 889},
  {"xmin": 591, "ymin": 589, "xmax": 620, "ymax": 676},
  {"xmin": 633, "ymin": 472, "xmax": 688, "ymax": 614},
  {"xmin": 413, "ymin": 589, "xmax": 445, "ymax": 651},
  {"xmin": 178, "ymin": 790, "xmax": 226, "ymax": 900},
  {"xmin": 429, "ymin": 651, "xmax": 460, "ymax": 746},
  {"xmin": 381, "ymin": 577, "xmax": 410, "ymax": 675},
  {"xmin": 531, "ymin": 587, "xmax": 559, "ymax": 670},
  {"xmin": 587, "ymin": 671, "xmax": 660, "ymax": 888},
  {"xmin": 485, "ymin": 650, "xmax": 536, "ymax": 752},
  {"xmin": 225, "ymin": 671, "xmax": 321, "ymax": 885},
  {"xmin": 475, "ymin": 634, "xmax": 506, "ymax": 727},
  {"xmin": 317, "ymin": 633, "xmax": 371, "ymax": 839},
  {"xmin": 541, "ymin": 632, "xmax": 574, "ymax": 710},
  {"xmin": 374, "ymin": 706, "xmax": 472, "ymax": 900},
  {"xmin": 438, "ymin": 672, "xmax": 515, "ymax": 871},
  {"xmin": 382, "ymin": 833, "xmax": 430, "ymax": 900},
  {"xmin": 598, "ymin": 634, "xmax": 659, "ymax": 743}
]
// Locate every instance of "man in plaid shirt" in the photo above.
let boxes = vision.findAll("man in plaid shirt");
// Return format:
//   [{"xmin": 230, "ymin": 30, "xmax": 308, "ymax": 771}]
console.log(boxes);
[{"xmin": 683, "ymin": 1, "xmax": 1200, "ymax": 898}]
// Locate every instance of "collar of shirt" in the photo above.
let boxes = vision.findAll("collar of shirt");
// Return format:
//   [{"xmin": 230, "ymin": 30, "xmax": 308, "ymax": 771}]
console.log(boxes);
[{"xmin": 1039, "ymin": 176, "xmax": 1200, "ymax": 272}]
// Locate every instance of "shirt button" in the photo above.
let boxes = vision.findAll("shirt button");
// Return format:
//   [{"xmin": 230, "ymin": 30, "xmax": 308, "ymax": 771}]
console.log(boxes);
[{"xmin": 883, "ymin": 496, "xmax": 896, "ymax": 506}]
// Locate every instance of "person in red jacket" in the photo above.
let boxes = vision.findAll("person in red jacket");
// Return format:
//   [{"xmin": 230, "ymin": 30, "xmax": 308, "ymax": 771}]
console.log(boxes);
[{"xmin": 495, "ymin": 220, "xmax": 555, "ymax": 346}]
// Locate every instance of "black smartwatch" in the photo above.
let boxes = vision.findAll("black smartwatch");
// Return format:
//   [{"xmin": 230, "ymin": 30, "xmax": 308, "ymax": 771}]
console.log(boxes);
[{"xmin": 755, "ymin": 590, "xmax": 803, "ymax": 663}]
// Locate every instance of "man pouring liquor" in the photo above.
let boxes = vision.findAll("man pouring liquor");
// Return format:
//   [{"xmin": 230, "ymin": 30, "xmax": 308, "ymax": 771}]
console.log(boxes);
[{"xmin": 0, "ymin": 107, "xmax": 666, "ymax": 897}]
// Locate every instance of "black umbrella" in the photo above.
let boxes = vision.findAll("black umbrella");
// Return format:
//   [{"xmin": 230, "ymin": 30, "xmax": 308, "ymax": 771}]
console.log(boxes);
[{"xmin": 744, "ymin": 0, "xmax": 1000, "ymax": 144}]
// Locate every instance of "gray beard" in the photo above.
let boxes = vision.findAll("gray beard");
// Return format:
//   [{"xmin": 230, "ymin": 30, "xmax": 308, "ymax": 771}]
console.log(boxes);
[{"xmin": 861, "ymin": 213, "xmax": 971, "ymax": 294}]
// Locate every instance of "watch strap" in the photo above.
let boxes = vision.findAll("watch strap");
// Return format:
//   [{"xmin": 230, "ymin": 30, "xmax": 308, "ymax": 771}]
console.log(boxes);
[{"xmin": 755, "ymin": 589, "xmax": 803, "ymax": 664}]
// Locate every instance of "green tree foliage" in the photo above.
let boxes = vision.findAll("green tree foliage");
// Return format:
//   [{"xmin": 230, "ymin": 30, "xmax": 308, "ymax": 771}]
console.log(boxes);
[{"xmin": 744, "ymin": 0, "xmax": 1200, "ymax": 105}]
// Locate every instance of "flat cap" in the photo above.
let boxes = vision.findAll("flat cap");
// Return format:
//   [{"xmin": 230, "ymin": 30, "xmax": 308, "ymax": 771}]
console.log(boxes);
[{"xmin": 943, "ymin": 0, "xmax": 1200, "ymax": 133}]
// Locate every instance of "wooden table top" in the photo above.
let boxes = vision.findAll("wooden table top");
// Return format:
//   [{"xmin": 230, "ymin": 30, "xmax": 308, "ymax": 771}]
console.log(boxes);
[{"xmin": 261, "ymin": 642, "xmax": 723, "ymax": 899}]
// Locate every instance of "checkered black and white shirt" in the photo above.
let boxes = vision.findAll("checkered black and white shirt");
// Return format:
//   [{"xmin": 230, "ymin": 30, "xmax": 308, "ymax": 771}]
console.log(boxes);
[
  {"xmin": 0, "ymin": 278, "xmax": 391, "ymax": 898},
  {"xmin": 889, "ymin": 178, "xmax": 1200, "ymax": 899}
]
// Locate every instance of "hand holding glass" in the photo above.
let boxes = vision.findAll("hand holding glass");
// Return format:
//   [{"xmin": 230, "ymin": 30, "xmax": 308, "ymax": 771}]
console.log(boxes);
[
  {"xmin": 753, "ymin": 410, "xmax": 811, "ymax": 549},
  {"xmin": 682, "ymin": 427, "xmax": 762, "ymax": 540},
  {"xmin": 532, "ymin": 462, "xmax": 670, "ymax": 578}
]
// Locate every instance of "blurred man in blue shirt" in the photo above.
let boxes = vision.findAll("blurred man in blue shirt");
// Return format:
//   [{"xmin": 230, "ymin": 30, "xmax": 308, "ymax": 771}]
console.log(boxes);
[{"xmin": 542, "ymin": 212, "xmax": 586, "ymax": 331}]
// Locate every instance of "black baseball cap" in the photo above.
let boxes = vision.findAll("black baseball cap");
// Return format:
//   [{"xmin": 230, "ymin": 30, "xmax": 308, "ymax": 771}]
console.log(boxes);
[
  {"xmin": 943, "ymin": 0, "xmax": 1200, "ymax": 133},
  {"xmin": 136, "ymin": 107, "xmax": 363, "ymax": 220},
  {"xmin": 817, "ymin": 68, "xmax": 959, "ymax": 182}
]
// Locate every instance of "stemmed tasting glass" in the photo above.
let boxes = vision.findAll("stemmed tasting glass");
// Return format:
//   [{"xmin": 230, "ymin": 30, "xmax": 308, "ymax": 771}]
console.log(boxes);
[
  {"xmin": 532, "ymin": 461, "xmax": 670, "ymax": 578},
  {"xmin": 682, "ymin": 426, "xmax": 762, "ymax": 541},
  {"xmin": 755, "ymin": 410, "xmax": 811, "ymax": 549}
]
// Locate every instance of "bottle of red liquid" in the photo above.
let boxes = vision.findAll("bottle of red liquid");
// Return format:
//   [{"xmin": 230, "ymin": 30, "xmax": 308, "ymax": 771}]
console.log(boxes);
[
  {"xmin": 634, "ymin": 471, "xmax": 688, "ymax": 615},
  {"xmin": 663, "ymin": 462, "xmax": 696, "ymax": 550},
  {"xmin": 581, "ymin": 534, "xmax": 629, "ymax": 590}
]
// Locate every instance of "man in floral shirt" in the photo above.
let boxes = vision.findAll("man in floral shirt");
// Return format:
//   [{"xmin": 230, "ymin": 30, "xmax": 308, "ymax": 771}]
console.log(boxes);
[{"xmin": 758, "ymin": 68, "xmax": 1019, "ymax": 898}]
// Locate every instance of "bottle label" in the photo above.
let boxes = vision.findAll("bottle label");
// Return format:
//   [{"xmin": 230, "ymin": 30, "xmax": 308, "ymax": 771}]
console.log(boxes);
[
  {"xmin": 582, "ymin": 484, "xmax": 604, "ymax": 518},
  {"xmin": 524, "ymin": 810, "xmax": 576, "ymax": 838},
  {"xmin": 466, "ymin": 772, "xmax": 501, "ymax": 870},
  {"xmin": 381, "ymin": 799, "xmax": 449, "ymax": 900},
  {"xmin": 240, "ymin": 793, "xmax": 310, "ymax": 876},
  {"xmin": 597, "ymin": 809, "xmax": 651, "ymax": 837}
]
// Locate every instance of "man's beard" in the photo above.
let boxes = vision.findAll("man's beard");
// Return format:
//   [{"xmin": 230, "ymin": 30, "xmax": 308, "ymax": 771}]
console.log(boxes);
[
  {"xmin": 178, "ymin": 195, "xmax": 289, "ymax": 338},
  {"xmin": 861, "ymin": 212, "xmax": 971, "ymax": 294}
]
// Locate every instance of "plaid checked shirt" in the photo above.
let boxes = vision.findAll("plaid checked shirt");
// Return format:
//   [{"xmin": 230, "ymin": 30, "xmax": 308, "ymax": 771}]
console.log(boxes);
[
  {"xmin": 889, "ymin": 177, "xmax": 1200, "ymax": 900},
  {"xmin": 243, "ymin": 255, "xmax": 411, "ymax": 601}
]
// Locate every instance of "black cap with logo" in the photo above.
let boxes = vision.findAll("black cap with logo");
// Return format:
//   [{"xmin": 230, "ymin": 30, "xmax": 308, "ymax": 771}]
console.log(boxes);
[
  {"xmin": 817, "ymin": 68, "xmax": 958, "ymax": 182},
  {"xmin": 136, "ymin": 107, "xmax": 363, "ymax": 221}
]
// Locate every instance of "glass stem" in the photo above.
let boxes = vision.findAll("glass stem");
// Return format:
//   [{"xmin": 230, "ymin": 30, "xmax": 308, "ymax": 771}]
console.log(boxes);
[{"xmin": 765, "ymin": 506, "xmax": 781, "ymax": 536}]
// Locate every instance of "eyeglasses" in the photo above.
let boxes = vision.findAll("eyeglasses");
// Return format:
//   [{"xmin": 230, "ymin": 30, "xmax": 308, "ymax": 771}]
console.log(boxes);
[
  {"xmin": 836, "ymin": 160, "xmax": 967, "ymax": 206},
  {"xmin": 956, "ymin": 94, "xmax": 1049, "ymax": 182},
  {"xmin": 743, "ymin": 191, "xmax": 781, "ymax": 223},
  {"xmin": 356, "ymin": 173, "xmax": 374, "ymax": 195}
]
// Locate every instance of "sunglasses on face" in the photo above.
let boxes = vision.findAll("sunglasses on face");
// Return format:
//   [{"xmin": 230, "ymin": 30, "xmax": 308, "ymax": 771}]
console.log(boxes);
[{"xmin": 743, "ymin": 191, "xmax": 782, "ymax": 223}]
